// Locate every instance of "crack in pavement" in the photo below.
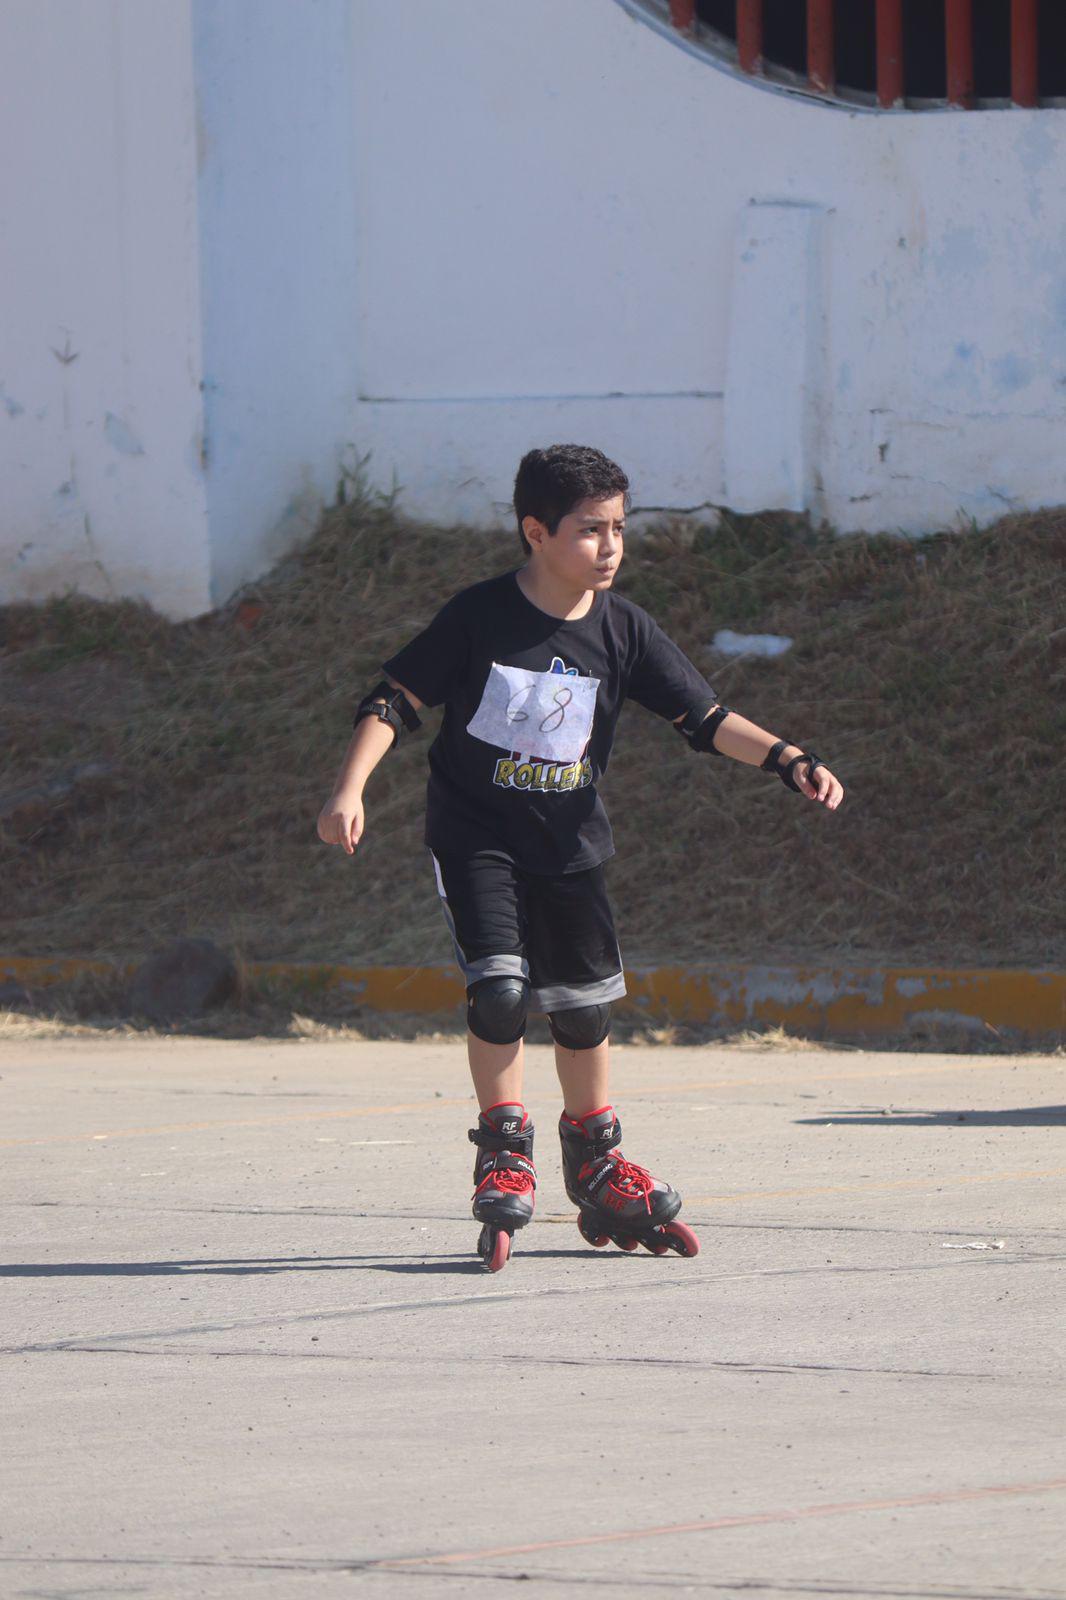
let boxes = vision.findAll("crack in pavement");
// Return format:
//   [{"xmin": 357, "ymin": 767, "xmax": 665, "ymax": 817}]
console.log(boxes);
[
  {"xmin": 0, "ymin": 1554, "xmax": 1062, "ymax": 1599},
  {"xmin": 10, "ymin": 1201, "xmax": 1066, "ymax": 1242},
  {"xmin": 2, "ymin": 1249, "xmax": 1062, "ymax": 1356},
  {"xmin": 4, "ymin": 1344, "xmax": 1010, "ymax": 1384}
]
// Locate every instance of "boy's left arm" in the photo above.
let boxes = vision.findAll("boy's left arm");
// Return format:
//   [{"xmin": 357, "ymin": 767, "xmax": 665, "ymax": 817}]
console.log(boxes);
[
  {"xmin": 676, "ymin": 706, "xmax": 844, "ymax": 810},
  {"xmin": 623, "ymin": 616, "xmax": 842, "ymax": 808}
]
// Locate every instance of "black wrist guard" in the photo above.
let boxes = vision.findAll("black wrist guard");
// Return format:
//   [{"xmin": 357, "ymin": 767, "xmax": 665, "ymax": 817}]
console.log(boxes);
[
  {"xmin": 675, "ymin": 702, "xmax": 730, "ymax": 755},
  {"xmin": 354, "ymin": 680, "xmax": 422, "ymax": 749},
  {"xmin": 762, "ymin": 739, "xmax": 825, "ymax": 793}
]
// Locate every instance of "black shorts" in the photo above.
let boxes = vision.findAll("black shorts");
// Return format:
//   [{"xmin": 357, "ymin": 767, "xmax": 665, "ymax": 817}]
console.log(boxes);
[{"xmin": 430, "ymin": 849, "xmax": 627, "ymax": 1013}]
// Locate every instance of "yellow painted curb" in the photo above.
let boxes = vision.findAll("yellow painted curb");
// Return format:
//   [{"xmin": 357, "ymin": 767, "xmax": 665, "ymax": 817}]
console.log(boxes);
[{"xmin": 1, "ymin": 955, "xmax": 1062, "ymax": 1038}]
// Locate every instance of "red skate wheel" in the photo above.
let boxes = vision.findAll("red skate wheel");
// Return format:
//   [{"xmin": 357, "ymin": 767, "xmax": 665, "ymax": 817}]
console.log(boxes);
[
  {"xmin": 613, "ymin": 1236, "xmax": 640, "ymax": 1253},
  {"xmin": 661, "ymin": 1220, "xmax": 700, "ymax": 1257},
  {"xmin": 483, "ymin": 1228, "xmax": 512, "ymax": 1267},
  {"xmin": 577, "ymin": 1215, "xmax": 610, "ymax": 1248},
  {"xmin": 642, "ymin": 1236, "xmax": 670, "ymax": 1255}
]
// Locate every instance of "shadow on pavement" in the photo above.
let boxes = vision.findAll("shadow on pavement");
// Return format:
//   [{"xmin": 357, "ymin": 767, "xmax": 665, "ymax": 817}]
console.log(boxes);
[
  {"xmin": 795, "ymin": 1105, "xmax": 1066, "ymax": 1127},
  {"xmin": 0, "ymin": 1248, "xmax": 598, "ymax": 1278}
]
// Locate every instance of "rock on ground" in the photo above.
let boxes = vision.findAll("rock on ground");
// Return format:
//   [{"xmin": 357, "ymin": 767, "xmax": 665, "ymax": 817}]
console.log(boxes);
[{"xmin": 127, "ymin": 937, "xmax": 237, "ymax": 1023}]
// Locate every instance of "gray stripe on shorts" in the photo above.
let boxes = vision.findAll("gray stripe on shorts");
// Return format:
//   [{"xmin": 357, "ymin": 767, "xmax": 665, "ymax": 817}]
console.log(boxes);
[
  {"xmin": 430, "ymin": 851, "xmax": 530, "ymax": 990},
  {"xmin": 531, "ymin": 970, "xmax": 628, "ymax": 1015}
]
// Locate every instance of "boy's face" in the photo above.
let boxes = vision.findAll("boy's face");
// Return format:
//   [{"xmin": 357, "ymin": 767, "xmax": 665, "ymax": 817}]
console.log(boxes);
[{"xmin": 523, "ymin": 494, "xmax": 626, "ymax": 592}]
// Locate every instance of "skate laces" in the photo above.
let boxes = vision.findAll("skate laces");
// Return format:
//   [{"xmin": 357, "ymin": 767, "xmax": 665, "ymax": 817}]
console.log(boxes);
[
  {"xmin": 476, "ymin": 1157, "xmax": 536, "ymax": 1197},
  {"xmin": 585, "ymin": 1152, "xmax": 654, "ymax": 1213}
]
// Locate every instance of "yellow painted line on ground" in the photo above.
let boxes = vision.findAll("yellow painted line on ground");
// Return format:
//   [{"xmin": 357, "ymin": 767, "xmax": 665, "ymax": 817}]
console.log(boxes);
[
  {"xmin": 374, "ymin": 1476, "xmax": 1066, "ymax": 1570},
  {"xmin": 3, "ymin": 1054, "xmax": 1061, "ymax": 1150},
  {"xmin": 0, "ymin": 1097, "xmax": 474, "ymax": 1149},
  {"xmin": 636, "ymin": 1056, "xmax": 1065, "ymax": 1097},
  {"xmin": 0, "ymin": 956, "xmax": 130, "ymax": 986},
  {"xmin": 2, "ymin": 956, "xmax": 1063, "ymax": 1037},
  {"xmin": 689, "ymin": 1164, "xmax": 1066, "ymax": 1206}
]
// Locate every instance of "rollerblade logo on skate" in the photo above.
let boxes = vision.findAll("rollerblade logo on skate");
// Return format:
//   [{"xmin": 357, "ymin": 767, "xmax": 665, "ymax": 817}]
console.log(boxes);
[
  {"xmin": 584, "ymin": 1161, "xmax": 616, "ymax": 1198},
  {"xmin": 467, "ymin": 657, "xmax": 598, "ymax": 791}
]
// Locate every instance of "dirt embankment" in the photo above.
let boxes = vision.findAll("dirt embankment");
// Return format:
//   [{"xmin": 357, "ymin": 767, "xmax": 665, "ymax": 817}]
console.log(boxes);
[{"xmin": 2, "ymin": 490, "xmax": 1063, "ymax": 975}]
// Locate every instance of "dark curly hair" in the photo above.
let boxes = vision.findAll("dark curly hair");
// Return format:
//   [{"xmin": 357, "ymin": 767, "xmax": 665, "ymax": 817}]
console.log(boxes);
[{"xmin": 513, "ymin": 444, "xmax": 630, "ymax": 556}]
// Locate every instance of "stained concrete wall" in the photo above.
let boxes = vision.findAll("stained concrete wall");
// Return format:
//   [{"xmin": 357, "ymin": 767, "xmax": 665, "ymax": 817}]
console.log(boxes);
[
  {"xmin": 349, "ymin": 0, "xmax": 1066, "ymax": 534},
  {"xmin": 3, "ymin": 0, "xmax": 1064, "ymax": 618},
  {"xmin": 0, "ymin": 0, "xmax": 210, "ymax": 617},
  {"xmin": 1, "ymin": 0, "xmax": 356, "ymax": 619},
  {"xmin": 191, "ymin": 0, "xmax": 357, "ymax": 607}
]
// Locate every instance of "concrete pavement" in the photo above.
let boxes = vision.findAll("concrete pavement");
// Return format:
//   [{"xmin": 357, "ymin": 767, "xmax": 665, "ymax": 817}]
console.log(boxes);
[{"xmin": 2, "ymin": 1036, "xmax": 1065, "ymax": 1598}]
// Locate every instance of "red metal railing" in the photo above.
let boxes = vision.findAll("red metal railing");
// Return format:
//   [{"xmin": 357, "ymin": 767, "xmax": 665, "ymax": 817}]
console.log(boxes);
[
  {"xmin": 736, "ymin": 0, "xmax": 763, "ymax": 76},
  {"xmin": 667, "ymin": 0, "xmax": 695, "ymax": 34},
  {"xmin": 1011, "ymin": 0, "xmax": 1039, "ymax": 107},
  {"xmin": 876, "ymin": 0, "xmax": 904, "ymax": 109},
  {"xmin": 667, "ymin": 0, "xmax": 1043, "ymax": 109},
  {"xmin": 807, "ymin": 0, "xmax": 835, "ymax": 97},
  {"xmin": 945, "ymin": 0, "xmax": 974, "ymax": 108}
]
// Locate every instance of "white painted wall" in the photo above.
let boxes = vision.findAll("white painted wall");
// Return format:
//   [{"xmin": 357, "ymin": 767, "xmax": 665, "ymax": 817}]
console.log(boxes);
[
  {"xmin": 1, "ymin": 0, "xmax": 356, "ymax": 618},
  {"xmin": 0, "ymin": 0, "xmax": 210, "ymax": 616},
  {"xmin": 191, "ymin": 0, "xmax": 357, "ymax": 606},
  {"xmin": 349, "ymin": 0, "xmax": 1066, "ymax": 535},
  {"xmin": 4, "ymin": 0, "xmax": 1064, "ymax": 617}
]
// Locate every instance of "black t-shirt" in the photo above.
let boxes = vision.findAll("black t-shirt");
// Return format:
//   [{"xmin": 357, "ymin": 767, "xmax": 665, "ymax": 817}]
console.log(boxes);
[{"xmin": 382, "ymin": 570, "xmax": 716, "ymax": 876}]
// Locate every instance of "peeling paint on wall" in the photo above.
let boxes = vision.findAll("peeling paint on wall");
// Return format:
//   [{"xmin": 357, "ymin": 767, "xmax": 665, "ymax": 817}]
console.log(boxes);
[
  {"xmin": 1, "ymin": 957, "xmax": 1060, "ymax": 1038},
  {"xmin": 104, "ymin": 413, "xmax": 146, "ymax": 456},
  {"xmin": 896, "ymin": 977, "xmax": 928, "ymax": 998}
]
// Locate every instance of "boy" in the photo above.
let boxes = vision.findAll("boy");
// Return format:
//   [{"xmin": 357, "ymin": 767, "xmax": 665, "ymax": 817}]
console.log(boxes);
[{"xmin": 318, "ymin": 445, "xmax": 843, "ymax": 1272}]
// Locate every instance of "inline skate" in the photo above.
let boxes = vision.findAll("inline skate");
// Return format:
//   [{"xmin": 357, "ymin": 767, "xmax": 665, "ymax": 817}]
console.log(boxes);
[
  {"xmin": 468, "ymin": 1102, "xmax": 537, "ymax": 1272},
  {"xmin": 559, "ymin": 1105, "xmax": 699, "ymax": 1257}
]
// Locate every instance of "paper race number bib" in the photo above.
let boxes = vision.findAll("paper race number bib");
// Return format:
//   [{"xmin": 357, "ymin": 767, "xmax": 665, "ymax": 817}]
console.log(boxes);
[{"xmin": 466, "ymin": 662, "xmax": 598, "ymax": 765}]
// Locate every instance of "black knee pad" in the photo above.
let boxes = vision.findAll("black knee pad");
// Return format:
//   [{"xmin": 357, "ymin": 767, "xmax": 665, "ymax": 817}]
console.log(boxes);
[
  {"xmin": 548, "ymin": 1002, "xmax": 612, "ymax": 1052},
  {"xmin": 467, "ymin": 975, "xmax": 530, "ymax": 1045}
]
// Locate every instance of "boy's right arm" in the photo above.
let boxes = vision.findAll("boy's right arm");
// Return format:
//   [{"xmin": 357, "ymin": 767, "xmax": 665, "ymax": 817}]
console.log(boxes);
[{"xmin": 316, "ymin": 679, "xmax": 425, "ymax": 856}]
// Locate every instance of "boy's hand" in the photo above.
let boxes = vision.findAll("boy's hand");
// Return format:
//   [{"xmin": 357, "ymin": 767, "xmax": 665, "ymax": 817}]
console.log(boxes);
[
  {"xmin": 317, "ymin": 796, "xmax": 365, "ymax": 855},
  {"xmin": 795, "ymin": 762, "xmax": 844, "ymax": 810}
]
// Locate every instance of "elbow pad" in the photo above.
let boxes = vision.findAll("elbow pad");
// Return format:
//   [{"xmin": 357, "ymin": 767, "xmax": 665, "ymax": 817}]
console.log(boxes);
[
  {"xmin": 675, "ymin": 703, "xmax": 730, "ymax": 754},
  {"xmin": 354, "ymin": 680, "xmax": 422, "ymax": 748}
]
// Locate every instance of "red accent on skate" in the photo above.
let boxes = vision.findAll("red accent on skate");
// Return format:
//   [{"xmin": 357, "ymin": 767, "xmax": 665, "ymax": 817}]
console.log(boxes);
[
  {"xmin": 485, "ymin": 1230, "xmax": 510, "ymax": 1272},
  {"xmin": 578, "ymin": 1105, "xmax": 614, "ymax": 1125},
  {"xmin": 481, "ymin": 1101, "xmax": 529, "ymax": 1129},
  {"xmin": 474, "ymin": 1162, "xmax": 537, "ymax": 1199},
  {"xmin": 561, "ymin": 1104, "xmax": 615, "ymax": 1131},
  {"xmin": 662, "ymin": 1219, "xmax": 700, "ymax": 1257},
  {"xmin": 580, "ymin": 1152, "xmax": 655, "ymax": 1214}
]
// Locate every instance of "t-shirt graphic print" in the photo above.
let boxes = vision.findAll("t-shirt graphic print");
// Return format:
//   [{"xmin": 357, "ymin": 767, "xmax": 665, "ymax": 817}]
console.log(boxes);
[
  {"xmin": 467, "ymin": 655, "xmax": 597, "ymax": 795},
  {"xmin": 381, "ymin": 570, "xmax": 716, "ymax": 876}
]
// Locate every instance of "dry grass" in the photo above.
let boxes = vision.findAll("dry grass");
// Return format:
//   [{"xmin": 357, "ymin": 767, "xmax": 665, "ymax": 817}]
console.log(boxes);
[{"xmin": 2, "ymin": 476, "xmax": 1064, "ymax": 984}]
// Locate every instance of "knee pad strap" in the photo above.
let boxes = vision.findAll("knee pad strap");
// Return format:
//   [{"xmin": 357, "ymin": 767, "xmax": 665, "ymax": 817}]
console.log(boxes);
[
  {"xmin": 467, "ymin": 976, "xmax": 529, "ymax": 1045},
  {"xmin": 549, "ymin": 1002, "xmax": 612, "ymax": 1052}
]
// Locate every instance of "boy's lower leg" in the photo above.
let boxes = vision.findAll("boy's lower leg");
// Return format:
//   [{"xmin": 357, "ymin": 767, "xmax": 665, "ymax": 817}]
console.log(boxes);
[
  {"xmin": 467, "ymin": 1034, "xmax": 524, "ymax": 1111},
  {"xmin": 467, "ymin": 1032, "xmax": 609, "ymax": 1117},
  {"xmin": 553, "ymin": 1038, "xmax": 611, "ymax": 1119}
]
